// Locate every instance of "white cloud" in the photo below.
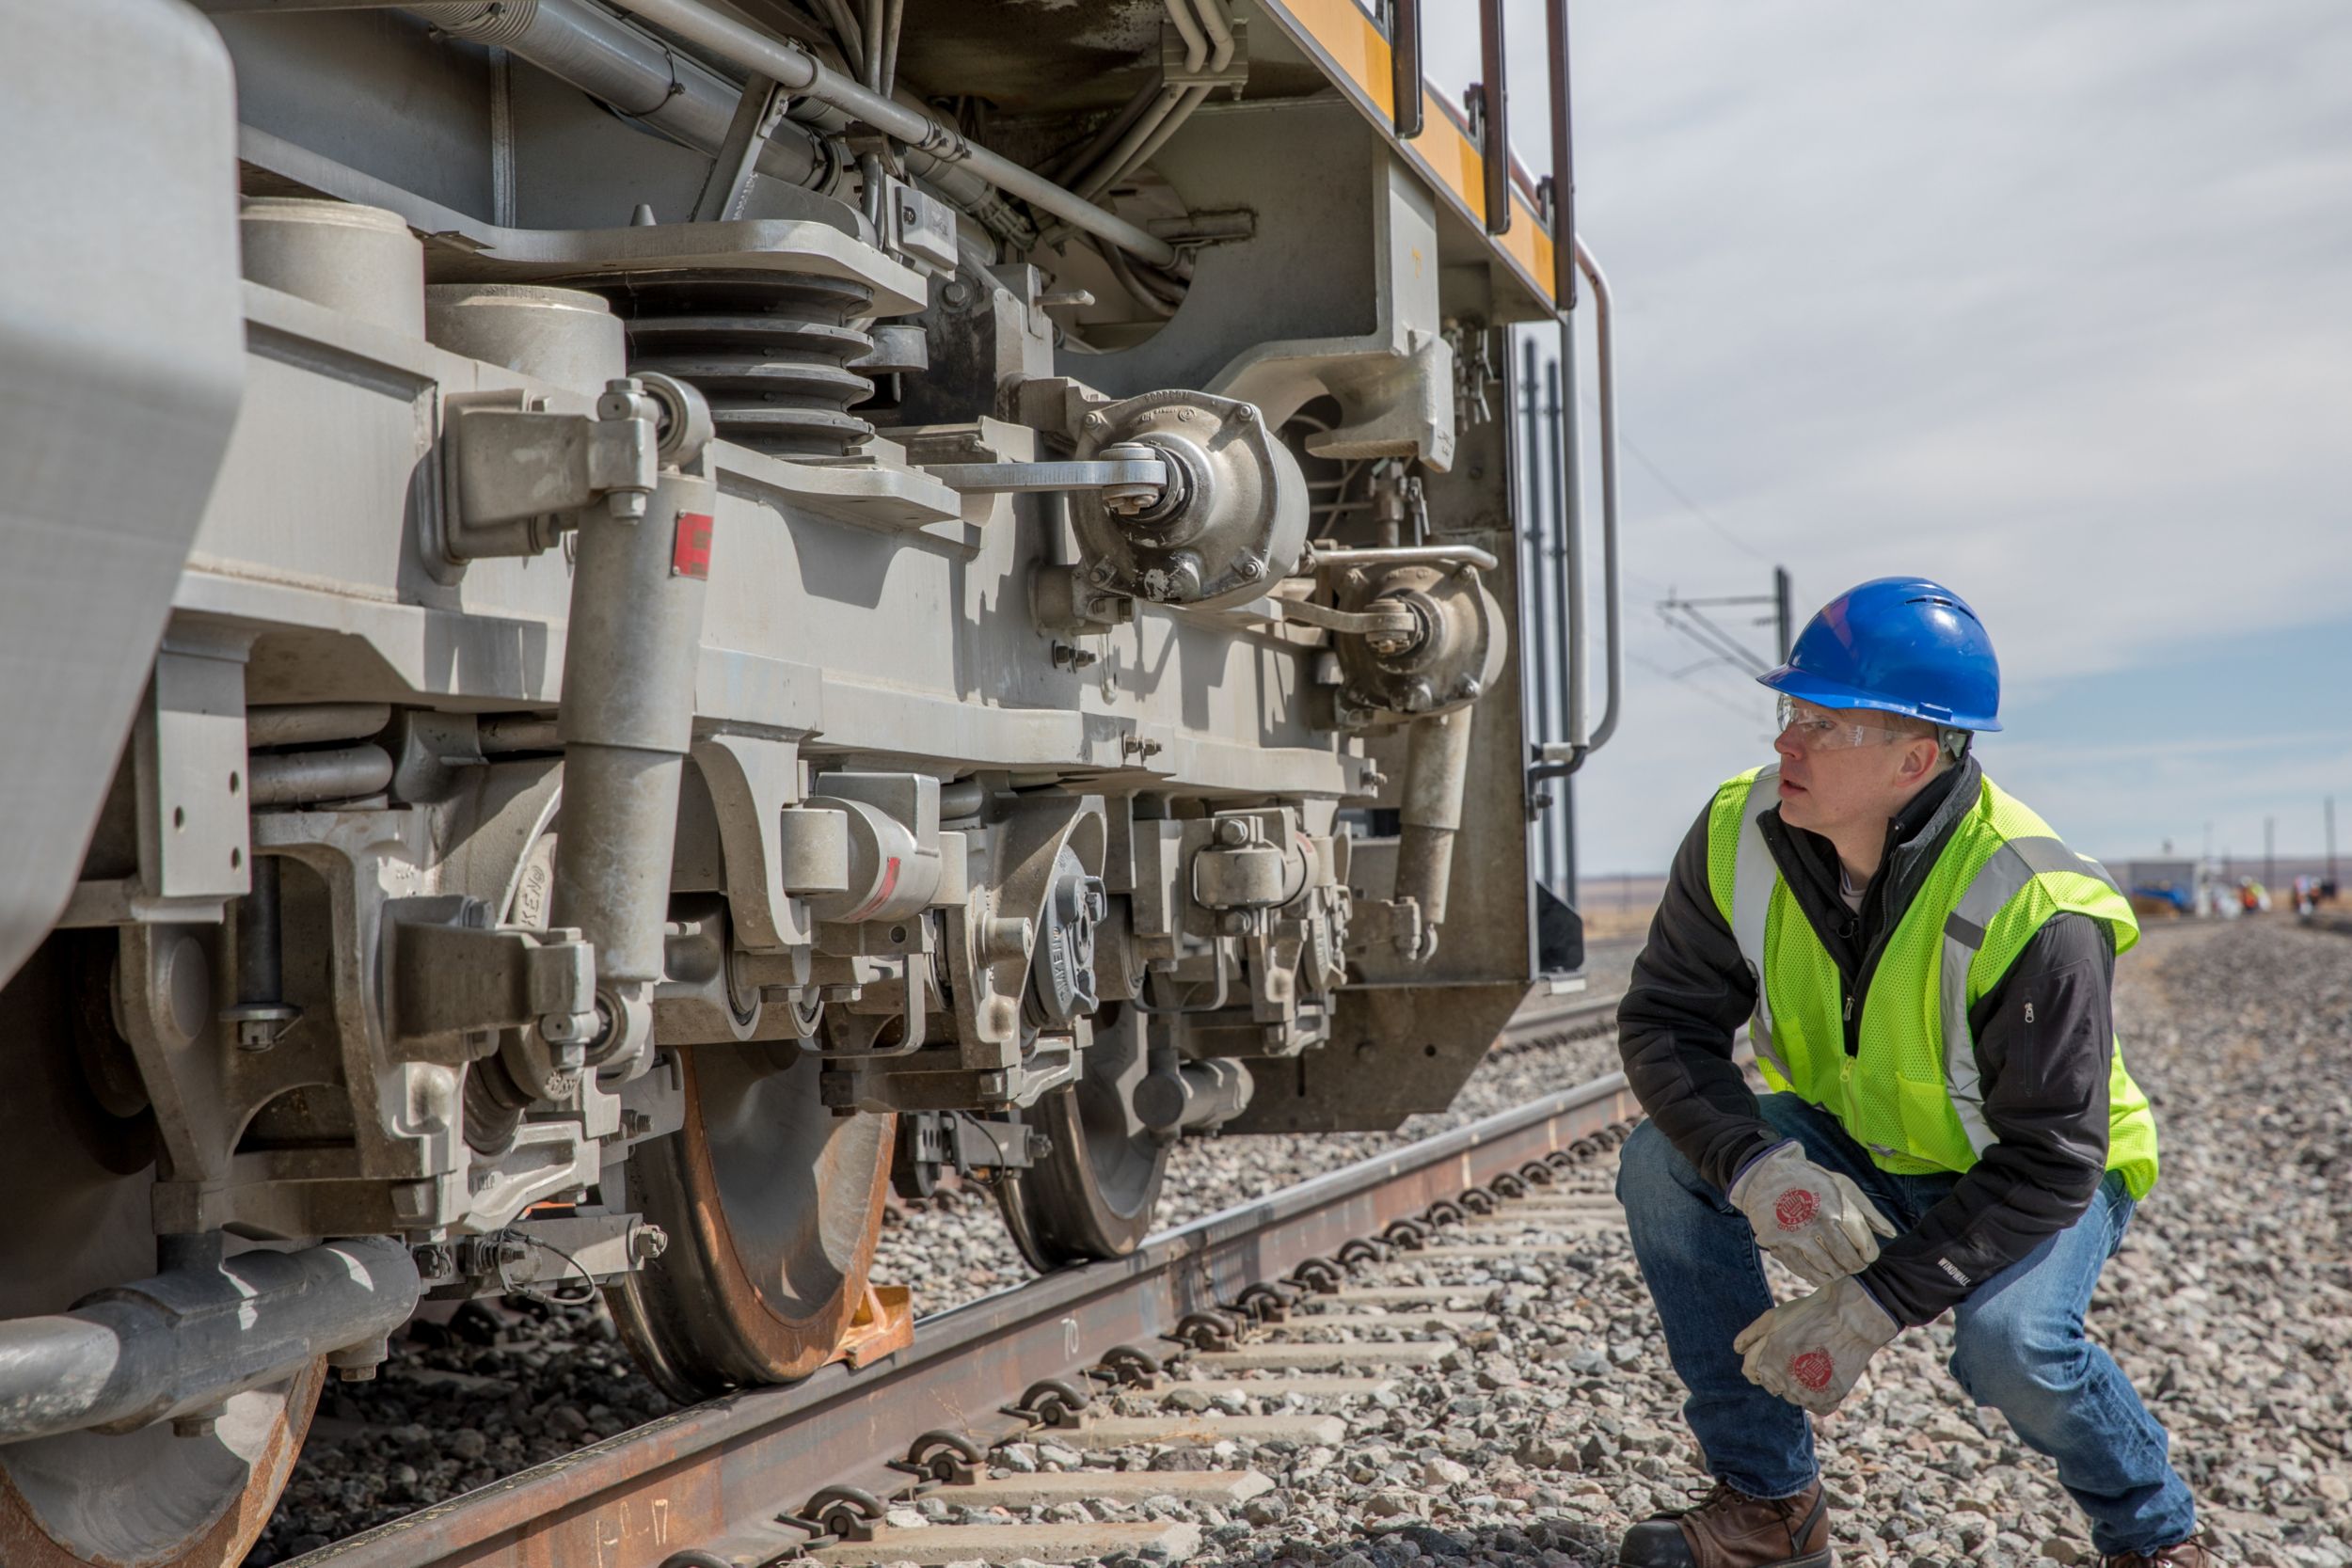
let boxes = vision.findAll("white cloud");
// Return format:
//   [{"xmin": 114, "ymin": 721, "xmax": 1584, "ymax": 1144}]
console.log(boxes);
[{"xmin": 1438, "ymin": 2, "xmax": 2352, "ymax": 873}]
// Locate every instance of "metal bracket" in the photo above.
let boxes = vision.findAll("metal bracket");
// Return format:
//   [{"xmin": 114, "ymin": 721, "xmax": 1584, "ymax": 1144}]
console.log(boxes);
[
  {"xmin": 434, "ymin": 1213, "xmax": 668, "ymax": 1297},
  {"xmin": 1029, "ymin": 562, "xmax": 1136, "ymax": 640},
  {"xmin": 60, "ymin": 636, "xmax": 254, "ymax": 927},
  {"xmin": 904, "ymin": 1109, "xmax": 1037, "ymax": 1174},
  {"xmin": 1273, "ymin": 596, "xmax": 1421, "ymax": 639},
  {"xmin": 382, "ymin": 896, "xmax": 598, "ymax": 1066},
  {"xmin": 881, "ymin": 176, "xmax": 959, "ymax": 276},
  {"xmin": 1163, "ymin": 15, "xmax": 1249, "ymax": 94},
  {"xmin": 439, "ymin": 377, "xmax": 690, "ymax": 562},
  {"xmin": 690, "ymin": 733, "xmax": 813, "ymax": 953},
  {"xmin": 692, "ymin": 72, "xmax": 791, "ymax": 224},
  {"xmin": 920, "ymin": 449, "xmax": 1168, "ymax": 508}
]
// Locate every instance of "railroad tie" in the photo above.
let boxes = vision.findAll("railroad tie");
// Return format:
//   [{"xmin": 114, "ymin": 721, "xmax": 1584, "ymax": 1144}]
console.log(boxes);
[{"xmin": 807, "ymin": 1518, "xmax": 1206, "ymax": 1565}]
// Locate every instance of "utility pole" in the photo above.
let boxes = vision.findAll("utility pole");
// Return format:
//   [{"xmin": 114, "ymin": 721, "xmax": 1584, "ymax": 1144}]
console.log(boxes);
[
  {"xmin": 1773, "ymin": 566, "xmax": 1794, "ymax": 662},
  {"xmin": 2264, "ymin": 816, "xmax": 2275, "ymax": 890},
  {"xmin": 2328, "ymin": 796, "xmax": 2337, "ymax": 886},
  {"xmin": 1657, "ymin": 565, "xmax": 1798, "ymax": 676}
]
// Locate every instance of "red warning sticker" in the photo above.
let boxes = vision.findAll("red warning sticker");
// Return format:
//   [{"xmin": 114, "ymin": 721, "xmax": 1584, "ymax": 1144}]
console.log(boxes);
[{"xmin": 672, "ymin": 512, "xmax": 715, "ymax": 579}]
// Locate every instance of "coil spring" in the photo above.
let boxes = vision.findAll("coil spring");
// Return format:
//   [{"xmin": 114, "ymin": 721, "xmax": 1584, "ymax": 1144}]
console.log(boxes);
[{"xmin": 603, "ymin": 271, "xmax": 877, "ymax": 461}]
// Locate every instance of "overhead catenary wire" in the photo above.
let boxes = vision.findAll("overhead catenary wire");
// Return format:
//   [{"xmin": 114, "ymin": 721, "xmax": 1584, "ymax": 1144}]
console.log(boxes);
[
  {"xmin": 1630, "ymin": 651, "xmax": 1772, "ymax": 725},
  {"xmin": 1657, "ymin": 594, "xmax": 1773, "ymax": 676},
  {"xmin": 1599, "ymin": 405, "xmax": 1772, "ymax": 567}
]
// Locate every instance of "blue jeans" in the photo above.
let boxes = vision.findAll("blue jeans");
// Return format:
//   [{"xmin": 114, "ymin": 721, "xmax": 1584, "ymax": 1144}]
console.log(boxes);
[{"xmin": 1615, "ymin": 1093, "xmax": 2199, "ymax": 1556}]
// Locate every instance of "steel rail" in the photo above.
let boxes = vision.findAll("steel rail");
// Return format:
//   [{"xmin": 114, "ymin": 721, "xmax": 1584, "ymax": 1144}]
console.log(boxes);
[
  {"xmin": 1503, "ymin": 986, "xmax": 1623, "ymax": 1042},
  {"xmin": 291, "ymin": 1031, "xmax": 1644, "ymax": 1568}
]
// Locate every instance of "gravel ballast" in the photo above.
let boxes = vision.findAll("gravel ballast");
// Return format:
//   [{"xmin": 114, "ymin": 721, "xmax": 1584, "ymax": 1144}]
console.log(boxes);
[{"xmin": 250, "ymin": 921, "xmax": 2346, "ymax": 1566}]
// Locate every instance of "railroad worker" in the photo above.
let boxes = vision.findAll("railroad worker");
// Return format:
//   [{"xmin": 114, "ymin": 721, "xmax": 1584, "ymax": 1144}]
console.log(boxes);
[{"xmin": 1610, "ymin": 578, "xmax": 2212, "ymax": 1568}]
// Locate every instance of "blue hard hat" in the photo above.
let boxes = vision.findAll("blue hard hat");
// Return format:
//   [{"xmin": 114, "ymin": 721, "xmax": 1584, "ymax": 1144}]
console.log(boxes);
[{"xmin": 1757, "ymin": 577, "xmax": 2002, "ymax": 731}]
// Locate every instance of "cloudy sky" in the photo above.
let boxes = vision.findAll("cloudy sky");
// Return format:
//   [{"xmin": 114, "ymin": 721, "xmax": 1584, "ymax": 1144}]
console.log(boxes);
[{"xmin": 1421, "ymin": 2, "xmax": 2352, "ymax": 875}]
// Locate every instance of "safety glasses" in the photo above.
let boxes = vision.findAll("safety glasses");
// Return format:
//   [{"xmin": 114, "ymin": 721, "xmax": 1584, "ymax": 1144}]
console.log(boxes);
[{"xmin": 1774, "ymin": 695, "xmax": 1922, "ymax": 753}]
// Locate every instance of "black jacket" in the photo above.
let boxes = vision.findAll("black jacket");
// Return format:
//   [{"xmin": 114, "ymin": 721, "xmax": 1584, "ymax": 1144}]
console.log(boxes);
[{"xmin": 1616, "ymin": 755, "xmax": 2119, "ymax": 1326}]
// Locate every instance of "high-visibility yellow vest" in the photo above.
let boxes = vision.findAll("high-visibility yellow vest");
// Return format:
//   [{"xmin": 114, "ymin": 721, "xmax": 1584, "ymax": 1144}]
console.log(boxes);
[{"xmin": 1704, "ymin": 766, "xmax": 2159, "ymax": 1197}]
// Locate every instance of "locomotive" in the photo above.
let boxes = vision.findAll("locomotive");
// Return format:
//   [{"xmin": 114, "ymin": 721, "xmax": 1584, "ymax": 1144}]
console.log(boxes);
[{"xmin": 0, "ymin": 0, "xmax": 1615, "ymax": 1560}]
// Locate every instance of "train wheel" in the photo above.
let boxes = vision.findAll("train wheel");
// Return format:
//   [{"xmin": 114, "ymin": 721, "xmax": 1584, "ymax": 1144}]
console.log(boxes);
[
  {"xmin": 608, "ymin": 1041, "xmax": 895, "ymax": 1403},
  {"xmin": 998, "ymin": 1005, "xmax": 1169, "ymax": 1269},
  {"xmin": 0, "ymin": 933, "xmax": 323, "ymax": 1568}
]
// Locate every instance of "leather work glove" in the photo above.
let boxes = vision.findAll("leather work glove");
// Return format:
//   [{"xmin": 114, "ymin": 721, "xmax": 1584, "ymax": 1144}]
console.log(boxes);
[
  {"xmin": 1726, "ymin": 1140, "xmax": 1898, "ymax": 1287},
  {"xmin": 1733, "ymin": 1275, "xmax": 1901, "ymax": 1415}
]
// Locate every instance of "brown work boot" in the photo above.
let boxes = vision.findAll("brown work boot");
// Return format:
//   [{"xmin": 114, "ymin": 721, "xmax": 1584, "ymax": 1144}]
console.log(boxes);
[
  {"xmin": 2102, "ymin": 1540, "xmax": 2223, "ymax": 1567},
  {"xmin": 1615, "ymin": 1478, "xmax": 1832, "ymax": 1567}
]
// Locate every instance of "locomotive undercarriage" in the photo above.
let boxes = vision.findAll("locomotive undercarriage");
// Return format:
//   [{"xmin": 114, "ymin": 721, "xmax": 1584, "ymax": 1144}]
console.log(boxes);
[{"xmin": 0, "ymin": 1, "xmax": 1595, "ymax": 1560}]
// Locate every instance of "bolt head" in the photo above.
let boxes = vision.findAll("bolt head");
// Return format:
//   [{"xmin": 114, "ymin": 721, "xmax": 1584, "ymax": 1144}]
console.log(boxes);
[
  {"xmin": 1233, "ymin": 403, "xmax": 1258, "ymax": 422},
  {"xmin": 1235, "ymin": 554, "xmax": 1264, "ymax": 580}
]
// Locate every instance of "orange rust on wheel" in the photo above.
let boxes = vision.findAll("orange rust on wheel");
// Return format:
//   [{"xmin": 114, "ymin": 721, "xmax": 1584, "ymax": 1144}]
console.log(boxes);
[
  {"xmin": 0, "ymin": 1359, "xmax": 325, "ymax": 1568},
  {"xmin": 671, "ymin": 1047, "xmax": 895, "ymax": 1380}
]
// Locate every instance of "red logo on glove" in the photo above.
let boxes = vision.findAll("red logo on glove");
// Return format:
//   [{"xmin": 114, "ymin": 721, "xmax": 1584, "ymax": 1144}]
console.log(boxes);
[
  {"xmin": 1791, "ymin": 1350, "xmax": 1835, "ymax": 1391},
  {"xmin": 1774, "ymin": 1188, "xmax": 1820, "ymax": 1229}
]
